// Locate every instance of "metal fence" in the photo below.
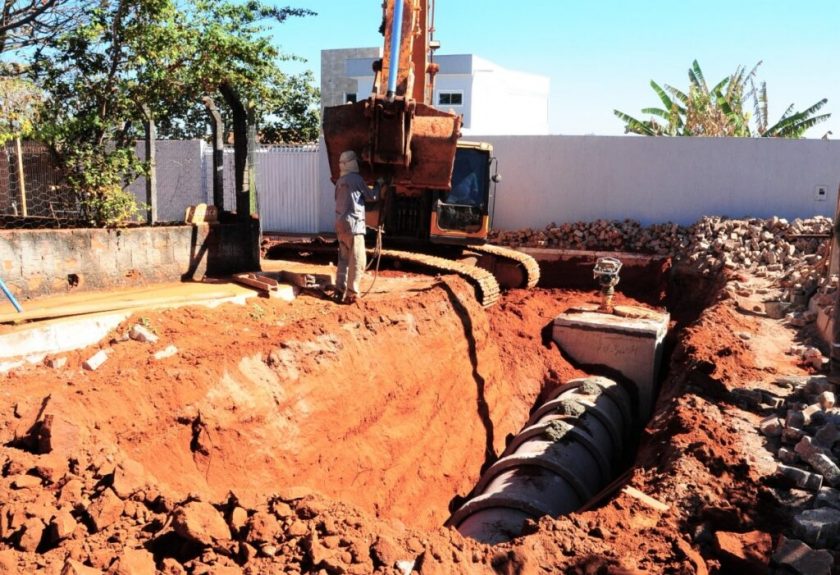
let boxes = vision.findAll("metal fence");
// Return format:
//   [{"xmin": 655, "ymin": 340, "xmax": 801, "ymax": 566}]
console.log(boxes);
[
  {"xmin": 1, "ymin": 141, "xmax": 322, "ymax": 232},
  {"xmin": 0, "ymin": 141, "xmax": 76, "ymax": 228},
  {"xmin": 249, "ymin": 145, "xmax": 319, "ymax": 234},
  {"xmin": 200, "ymin": 144, "xmax": 320, "ymax": 233}
]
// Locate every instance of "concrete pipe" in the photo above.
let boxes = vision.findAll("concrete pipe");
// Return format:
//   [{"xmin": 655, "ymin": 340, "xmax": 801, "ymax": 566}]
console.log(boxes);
[{"xmin": 447, "ymin": 376, "xmax": 635, "ymax": 544}]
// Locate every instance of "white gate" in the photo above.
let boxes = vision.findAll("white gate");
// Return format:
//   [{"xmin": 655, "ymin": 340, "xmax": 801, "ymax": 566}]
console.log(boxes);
[
  {"xmin": 203, "ymin": 145, "xmax": 320, "ymax": 233},
  {"xmin": 257, "ymin": 146, "xmax": 320, "ymax": 233}
]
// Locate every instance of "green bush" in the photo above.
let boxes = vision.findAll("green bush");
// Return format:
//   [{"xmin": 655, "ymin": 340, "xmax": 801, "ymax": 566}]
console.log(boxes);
[{"xmin": 68, "ymin": 146, "xmax": 145, "ymax": 227}]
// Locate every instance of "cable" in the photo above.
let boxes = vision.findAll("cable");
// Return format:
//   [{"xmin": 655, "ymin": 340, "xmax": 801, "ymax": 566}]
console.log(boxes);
[{"xmin": 361, "ymin": 224, "xmax": 384, "ymax": 299}]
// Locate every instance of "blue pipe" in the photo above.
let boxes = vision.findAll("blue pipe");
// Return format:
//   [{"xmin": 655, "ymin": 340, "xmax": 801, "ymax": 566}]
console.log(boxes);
[
  {"xmin": 386, "ymin": 0, "xmax": 404, "ymax": 101},
  {"xmin": 0, "ymin": 278, "xmax": 22, "ymax": 313}
]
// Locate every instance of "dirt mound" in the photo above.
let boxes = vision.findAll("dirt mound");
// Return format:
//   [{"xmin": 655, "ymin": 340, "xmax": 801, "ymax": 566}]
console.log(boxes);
[{"xmin": 0, "ymin": 267, "xmax": 823, "ymax": 573}]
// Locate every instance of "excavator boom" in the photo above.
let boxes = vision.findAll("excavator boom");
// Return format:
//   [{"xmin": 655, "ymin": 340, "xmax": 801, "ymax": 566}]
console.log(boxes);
[{"xmin": 322, "ymin": 0, "xmax": 461, "ymax": 190}]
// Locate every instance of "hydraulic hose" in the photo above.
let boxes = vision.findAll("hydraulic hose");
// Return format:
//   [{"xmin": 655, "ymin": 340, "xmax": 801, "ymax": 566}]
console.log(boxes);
[{"xmin": 385, "ymin": 0, "xmax": 404, "ymax": 101}]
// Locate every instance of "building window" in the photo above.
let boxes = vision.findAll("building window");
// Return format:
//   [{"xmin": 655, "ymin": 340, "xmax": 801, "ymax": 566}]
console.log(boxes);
[
  {"xmin": 438, "ymin": 91, "xmax": 463, "ymax": 106},
  {"xmin": 344, "ymin": 93, "xmax": 357, "ymax": 104}
]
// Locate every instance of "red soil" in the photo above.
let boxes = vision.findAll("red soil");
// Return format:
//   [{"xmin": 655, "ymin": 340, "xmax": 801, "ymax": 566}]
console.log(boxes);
[{"xmin": 0, "ymin": 266, "xmax": 814, "ymax": 574}]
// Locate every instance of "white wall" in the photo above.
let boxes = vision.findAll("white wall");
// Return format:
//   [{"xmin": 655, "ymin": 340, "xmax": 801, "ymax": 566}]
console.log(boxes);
[
  {"xmin": 318, "ymin": 137, "xmax": 336, "ymax": 233},
  {"xmin": 468, "ymin": 58, "xmax": 549, "ymax": 136},
  {"xmin": 257, "ymin": 147, "xmax": 320, "ymax": 233},
  {"xmin": 316, "ymin": 135, "xmax": 840, "ymax": 232},
  {"xmin": 481, "ymin": 135, "xmax": 840, "ymax": 228}
]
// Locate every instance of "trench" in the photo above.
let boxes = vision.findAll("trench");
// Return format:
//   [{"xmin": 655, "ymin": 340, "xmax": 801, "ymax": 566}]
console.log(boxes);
[
  {"xmin": 181, "ymin": 249, "xmax": 712, "ymax": 539},
  {"xmin": 3, "ymin": 249, "xmax": 719, "ymax": 548}
]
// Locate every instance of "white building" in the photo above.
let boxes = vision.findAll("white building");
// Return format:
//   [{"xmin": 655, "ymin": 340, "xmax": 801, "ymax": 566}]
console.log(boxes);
[{"xmin": 322, "ymin": 48, "xmax": 550, "ymax": 136}]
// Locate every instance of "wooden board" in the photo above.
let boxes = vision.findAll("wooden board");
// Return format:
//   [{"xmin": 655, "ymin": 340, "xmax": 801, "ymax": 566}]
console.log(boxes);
[{"xmin": 0, "ymin": 290, "xmax": 241, "ymax": 325}]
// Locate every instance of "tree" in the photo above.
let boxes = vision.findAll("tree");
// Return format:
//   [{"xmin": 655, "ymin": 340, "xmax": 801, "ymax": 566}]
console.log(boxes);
[
  {"xmin": 30, "ymin": 0, "xmax": 173, "ymax": 225},
  {"xmin": 26, "ymin": 0, "xmax": 318, "ymax": 225},
  {"xmin": 1, "ymin": 0, "xmax": 93, "ymax": 56},
  {"xmin": 156, "ymin": 0, "xmax": 319, "ymax": 144},
  {"xmin": 614, "ymin": 60, "xmax": 830, "ymax": 138},
  {"xmin": 260, "ymin": 69, "xmax": 320, "ymax": 144},
  {"xmin": 0, "ymin": 76, "xmax": 40, "ymax": 143}
]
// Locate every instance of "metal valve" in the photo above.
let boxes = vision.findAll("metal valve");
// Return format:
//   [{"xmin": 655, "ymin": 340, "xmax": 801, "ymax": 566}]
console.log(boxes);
[{"xmin": 593, "ymin": 257, "xmax": 622, "ymax": 313}]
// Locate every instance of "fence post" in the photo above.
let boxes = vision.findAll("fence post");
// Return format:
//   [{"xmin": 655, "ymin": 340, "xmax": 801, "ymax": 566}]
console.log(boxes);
[
  {"xmin": 202, "ymin": 96, "xmax": 225, "ymax": 210},
  {"xmin": 247, "ymin": 102, "xmax": 258, "ymax": 216},
  {"xmin": 14, "ymin": 136, "xmax": 26, "ymax": 217},
  {"xmin": 142, "ymin": 105, "xmax": 158, "ymax": 224}
]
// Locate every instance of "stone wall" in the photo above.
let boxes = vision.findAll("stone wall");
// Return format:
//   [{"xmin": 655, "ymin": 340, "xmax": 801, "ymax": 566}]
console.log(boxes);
[{"xmin": 0, "ymin": 222, "xmax": 259, "ymax": 301}]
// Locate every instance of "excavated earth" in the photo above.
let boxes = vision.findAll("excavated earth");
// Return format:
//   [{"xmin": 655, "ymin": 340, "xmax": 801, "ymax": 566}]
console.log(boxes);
[{"xmin": 0, "ymin": 258, "xmax": 828, "ymax": 574}]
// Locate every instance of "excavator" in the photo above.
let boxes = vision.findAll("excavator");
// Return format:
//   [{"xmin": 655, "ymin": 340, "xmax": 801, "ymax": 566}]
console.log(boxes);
[{"xmin": 321, "ymin": 0, "xmax": 539, "ymax": 307}]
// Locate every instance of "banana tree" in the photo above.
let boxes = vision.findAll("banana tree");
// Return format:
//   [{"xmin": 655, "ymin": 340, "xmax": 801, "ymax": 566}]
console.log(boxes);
[{"xmin": 615, "ymin": 60, "xmax": 830, "ymax": 138}]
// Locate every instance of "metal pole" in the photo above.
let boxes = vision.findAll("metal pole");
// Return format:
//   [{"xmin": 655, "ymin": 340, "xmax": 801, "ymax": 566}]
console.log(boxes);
[{"xmin": 0, "ymin": 278, "xmax": 23, "ymax": 313}]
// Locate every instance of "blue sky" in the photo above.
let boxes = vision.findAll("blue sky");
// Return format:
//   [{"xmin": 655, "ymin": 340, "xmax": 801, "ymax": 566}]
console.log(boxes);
[{"xmin": 273, "ymin": 1, "xmax": 839, "ymax": 138}]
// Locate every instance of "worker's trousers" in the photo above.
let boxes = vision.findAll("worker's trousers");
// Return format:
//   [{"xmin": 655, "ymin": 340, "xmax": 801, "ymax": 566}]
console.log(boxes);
[{"xmin": 336, "ymin": 231, "xmax": 366, "ymax": 296}]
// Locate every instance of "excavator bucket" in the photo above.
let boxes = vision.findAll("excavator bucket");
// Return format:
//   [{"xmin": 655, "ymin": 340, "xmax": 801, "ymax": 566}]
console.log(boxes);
[{"xmin": 323, "ymin": 96, "xmax": 461, "ymax": 191}]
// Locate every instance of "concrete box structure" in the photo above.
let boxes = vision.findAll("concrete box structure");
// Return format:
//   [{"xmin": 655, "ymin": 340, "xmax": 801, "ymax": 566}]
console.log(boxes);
[
  {"xmin": 0, "ymin": 222, "xmax": 260, "ymax": 301},
  {"xmin": 552, "ymin": 308, "xmax": 669, "ymax": 421}
]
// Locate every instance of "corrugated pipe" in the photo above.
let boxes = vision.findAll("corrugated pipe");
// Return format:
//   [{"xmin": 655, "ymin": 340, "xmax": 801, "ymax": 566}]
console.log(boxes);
[{"xmin": 446, "ymin": 376, "xmax": 636, "ymax": 544}]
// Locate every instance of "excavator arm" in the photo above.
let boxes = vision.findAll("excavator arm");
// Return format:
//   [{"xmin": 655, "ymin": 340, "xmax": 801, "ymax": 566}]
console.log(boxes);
[{"xmin": 322, "ymin": 0, "xmax": 461, "ymax": 191}]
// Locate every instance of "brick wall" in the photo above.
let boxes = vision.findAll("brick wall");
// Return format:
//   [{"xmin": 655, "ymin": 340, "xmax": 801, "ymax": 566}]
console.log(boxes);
[{"xmin": 0, "ymin": 221, "xmax": 259, "ymax": 301}]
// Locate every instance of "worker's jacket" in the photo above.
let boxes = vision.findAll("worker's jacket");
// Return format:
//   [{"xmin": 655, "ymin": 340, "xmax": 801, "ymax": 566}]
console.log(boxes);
[{"xmin": 335, "ymin": 172, "xmax": 379, "ymax": 236}]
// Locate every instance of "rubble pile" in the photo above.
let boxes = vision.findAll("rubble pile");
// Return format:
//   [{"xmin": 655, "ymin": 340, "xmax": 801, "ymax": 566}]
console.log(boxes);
[
  {"xmin": 0, "ymin": 443, "xmax": 439, "ymax": 575},
  {"xmin": 490, "ymin": 219, "xmax": 688, "ymax": 255},
  {"xmin": 752, "ymin": 375, "xmax": 840, "ymax": 572},
  {"xmin": 491, "ymin": 215, "xmax": 832, "ymax": 284}
]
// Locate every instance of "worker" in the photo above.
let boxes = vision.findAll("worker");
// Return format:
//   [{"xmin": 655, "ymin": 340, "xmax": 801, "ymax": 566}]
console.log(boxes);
[{"xmin": 334, "ymin": 150, "xmax": 381, "ymax": 304}]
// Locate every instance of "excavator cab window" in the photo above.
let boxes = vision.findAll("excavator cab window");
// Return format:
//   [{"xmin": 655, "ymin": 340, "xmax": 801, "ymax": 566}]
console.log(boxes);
[
  {"xmin": 446, "ymin": 149, "xmax": 488, "ymax": 207},
  {"xmin": 436, "ymin": 148, "xmax": 489, "ymax": 233}
]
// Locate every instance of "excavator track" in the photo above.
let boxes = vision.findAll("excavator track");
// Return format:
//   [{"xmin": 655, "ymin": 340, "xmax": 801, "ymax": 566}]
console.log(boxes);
[
  {"xmin": 373, "ymin": 248, "xmax": 501, "ymax": 307},
  {"xmin": 468, "ymin": 244, "xmax": 541, "ymax": 289}
]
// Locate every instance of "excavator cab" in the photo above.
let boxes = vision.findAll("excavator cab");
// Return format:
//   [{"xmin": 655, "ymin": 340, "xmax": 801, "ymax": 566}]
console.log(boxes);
[{"xmin": 430, "ymin": 141, "xmax": 496, "ymax": 244}]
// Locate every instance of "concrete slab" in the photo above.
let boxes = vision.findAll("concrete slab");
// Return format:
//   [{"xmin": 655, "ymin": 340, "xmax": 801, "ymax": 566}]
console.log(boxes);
[
  {"xmin": 553, "ymin": 306, "xmax": 669, "ymax": 421},
  {"xmin": 0, "ymin": 282, "xmax": 255, "ymax": 372}
]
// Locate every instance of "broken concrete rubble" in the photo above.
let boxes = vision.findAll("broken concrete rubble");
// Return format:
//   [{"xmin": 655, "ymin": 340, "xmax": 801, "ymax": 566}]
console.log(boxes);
[
  {"xmin": 82, "ymin": 350, "xmax": 109, "ymax": 371},
  {"xmin": 491, "ymin": 216, "xmax": 830, "ymax": 287},
  {"xmin": 792, "ymin": 507, "xmax": 840, "ymax": 548},
  {"xmin": 771, "ymin": 536, "xmax": 833, "ymax": 575},
  {"xmin": 153, "ymin": 345, "xmax": 178, "ymax": 360},
  {"xmin": 45, "ymin": 356, "xmax": 67, "ymax": 369},
  {"xmin": 128, "ymin": 324, "xmax": 159, "ymax": 344},
  {"xmin": 776, "ymin": 464, "xmax": 823, "ymax": 491}
]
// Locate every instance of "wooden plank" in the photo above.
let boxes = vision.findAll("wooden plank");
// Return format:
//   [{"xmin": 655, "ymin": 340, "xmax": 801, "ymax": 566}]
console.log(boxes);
[
  {"xmin": 0, "ymin": 290, "xmax": 240, "ymax": 324},
  {"xmin": 621, "ymin": 485, "xmax": 670, "ymax": 512},
  {"xmin": 233, "ymin": 273, "xmax": 279, "ymax": 293}
]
